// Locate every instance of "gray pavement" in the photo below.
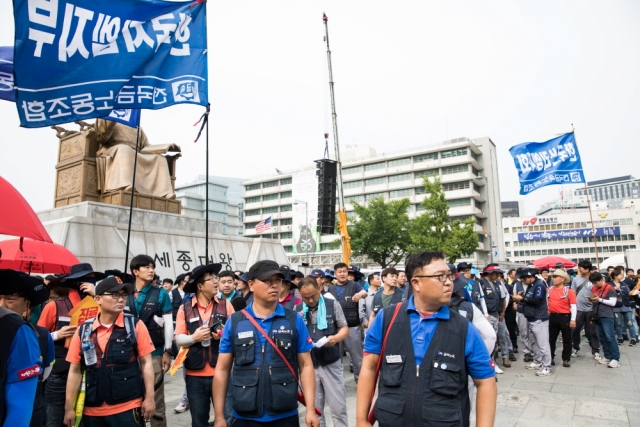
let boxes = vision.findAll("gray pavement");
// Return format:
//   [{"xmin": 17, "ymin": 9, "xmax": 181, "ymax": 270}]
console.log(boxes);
[{"xmin": 164, "ymin": 340, "xmax": 640, "ymax": 427}]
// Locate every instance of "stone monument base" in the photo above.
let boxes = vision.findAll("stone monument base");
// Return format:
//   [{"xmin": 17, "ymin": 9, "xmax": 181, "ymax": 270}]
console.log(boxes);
[
  {"xmin": 100, "ymin": 190, "xmax": 182, "ymax": 215},
  {"xmin": 32, "ymin": 201, "xmax": 287, "ymax": 278}
]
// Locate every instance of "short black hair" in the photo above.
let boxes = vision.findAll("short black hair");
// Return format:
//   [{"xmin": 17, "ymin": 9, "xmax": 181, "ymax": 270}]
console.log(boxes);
[
  {"xmin": 578, "ymin": 260, "xmax": 593, "ymax": 270},
  {"xmin": 294, "ymin": 271, "xmax": 305, "ymax": 279},
  {"xmin": 162, "ymin": 278, "xmax": 173, "ymax": 285},
  {"xmin": 368, "ymin": 273, "xmax": 379, "ymax": 283},
  {"xmin": 589, "ymin": 272, "xmax": 603, "ymax": 283},
  {"xmin": 45, "ymin": 275, "xmax": 56, "ymax": 281},
  {"xmin": 627, "ymin": 268, "xmax": 634, "ymax": 275},
  {"xmin": 607, "ymin": 266, "xmax": 615, "ymax": 271},
  {"xmin": 298, "ymin": 277, "xmax": 318, "ymax": 289},
  {"xmin": 507, "ymin": 269, "xmax": 516, "ymax": 276},
  {"xmin": 130, "ymin": 254, "xmax": 155, "ymax": 272},
  {"xmin": 404, "ymin": 251, "xmax": 445, "ymax": 281},
  {"xmin": 381, "ymin": 267, "xmax": 398, "ymax": 278},
  {"xmin": 219, "ymin": 270, "xmax": 235, "ymax": 280},
  {"xmin": 334, "ymin": 262, "xmax": 348, "ymax": 271},
  {"xmin": 540, "ymin": 268, "xmax": 549, "ymax": 273}
]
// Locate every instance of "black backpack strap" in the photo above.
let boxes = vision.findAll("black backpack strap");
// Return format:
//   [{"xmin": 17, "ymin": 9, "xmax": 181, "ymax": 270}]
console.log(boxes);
[{"xmin": 123, "ymin": 314, "xmax": 138, "ymax": 349}]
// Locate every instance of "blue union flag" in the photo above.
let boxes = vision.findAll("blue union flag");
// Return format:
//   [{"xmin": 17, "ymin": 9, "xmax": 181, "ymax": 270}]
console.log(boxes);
[{"xmin": 13, "ymin": 0, "xmax": 208, "ymax": 128}]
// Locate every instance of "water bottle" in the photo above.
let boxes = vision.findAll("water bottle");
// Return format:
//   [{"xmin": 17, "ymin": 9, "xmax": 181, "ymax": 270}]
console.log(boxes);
[
  {"xmin": 201, "ymin": 320, "xmax": 211, "ymax": 347},
  {"xmin": 82, "ymin": 327, "xmax": 97, "ymax": 365}
]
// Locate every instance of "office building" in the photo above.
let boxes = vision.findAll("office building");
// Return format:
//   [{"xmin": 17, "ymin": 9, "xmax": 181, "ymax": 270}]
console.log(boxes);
[
  {"xmin": 242, "ymin": 136, "xmax": 504, "ymax": 269},
  {"xmin": 502, "ymin": 201, "xmax": 525, "ymax": 218},
  {"xmin": 574, "ymin": 175, "xmax": 640, "ymax": 209},
  {"xmin": 175, "ymin": 175, "xmax": 245, "ymax": 235}
]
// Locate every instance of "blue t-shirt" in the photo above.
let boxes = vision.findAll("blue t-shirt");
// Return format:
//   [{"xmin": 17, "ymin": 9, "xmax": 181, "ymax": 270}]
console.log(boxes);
[
  {"xmin": 364, "ymin": 296, "xmax": 495, "ymax": 380},
  {"xmin": 219, "ymin": 303, "xmax": 313, "ymax": 422},
  {"xmin": 5, "ymin": 323, "xmax": 42, "ymax": 427},
  {"xmin": 335, "ymin": 281, "xmax": 364, "ymax": 300},
  {"xmin": 133, "ymin": 284, "xmax": 173, "ymax": 356}
]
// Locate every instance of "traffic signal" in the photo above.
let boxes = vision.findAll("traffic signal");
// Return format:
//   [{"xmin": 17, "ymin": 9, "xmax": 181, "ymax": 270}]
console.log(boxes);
[{"xmin": 315, "ymin": 159, "xmax": 337, "ymax": 234}]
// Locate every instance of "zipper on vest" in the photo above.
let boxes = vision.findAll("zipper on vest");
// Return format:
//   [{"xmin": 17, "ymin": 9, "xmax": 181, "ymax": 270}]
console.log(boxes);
[{"xmin": 416, "ymin": 365, "xmax": 419, "ymax": 377}]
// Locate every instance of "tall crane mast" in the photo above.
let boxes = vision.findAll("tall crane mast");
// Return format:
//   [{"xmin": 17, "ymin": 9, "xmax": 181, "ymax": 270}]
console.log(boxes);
[{"xmin": 323, "ymin": 13, "xmax": 351, "ymax": 266}]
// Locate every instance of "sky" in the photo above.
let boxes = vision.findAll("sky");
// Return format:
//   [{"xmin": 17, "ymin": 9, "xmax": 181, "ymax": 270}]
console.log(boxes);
[{"xmin": 1, "ymin": 1, "xmax": 639, "ymax": 215}]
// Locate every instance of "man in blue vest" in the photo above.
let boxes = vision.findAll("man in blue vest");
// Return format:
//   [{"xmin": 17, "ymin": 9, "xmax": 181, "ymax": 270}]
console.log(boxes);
[
  {"xmin": 212, "ymin": 260, "xmax": 319, "ymax": 427},
  {"xmin": 478, "ymin": 264, "xmax": 509, "ymax": 370},
  {"xmin": 513, "ymin": 268, "xmax": 552, "ymax": 376},
  {"xmin": 356, "ymin": 251, "xmax": 497, "ymax": 427},
  {"xmin": 125, "ymin": 255, "xmax": 174, "ymax": 427}
]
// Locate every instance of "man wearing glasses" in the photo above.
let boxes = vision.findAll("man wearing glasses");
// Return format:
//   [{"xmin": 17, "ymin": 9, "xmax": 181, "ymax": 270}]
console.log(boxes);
[
  {"xmin": 124, "ymin": 255, "xmax": 174, "ymax": 427},
  {"xmin": 63, "ymin": 277, "xmax": 156, "ymax": 427},
  {"xmin": 356, "ymin": 251, "xmax": 497, "ymax": 427},
  {"xmin": 174, "ymin": 264, "xmax": 234, "ymax": 427},
  {"xmin": 213, "ymin": 260, "xmax": 319, "ymax": 427}
]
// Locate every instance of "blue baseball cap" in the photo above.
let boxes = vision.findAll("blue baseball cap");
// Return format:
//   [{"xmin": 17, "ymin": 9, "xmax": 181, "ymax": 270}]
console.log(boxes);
[{"xmin": 309, "ymin": 269, "xmax": 325, "ymax": 278}]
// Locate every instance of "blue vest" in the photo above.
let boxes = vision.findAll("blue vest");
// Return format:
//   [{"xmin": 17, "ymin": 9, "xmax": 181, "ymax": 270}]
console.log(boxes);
[{"xmin": 230, "ymin": 309, "xmax": 299, "ymax": 418}]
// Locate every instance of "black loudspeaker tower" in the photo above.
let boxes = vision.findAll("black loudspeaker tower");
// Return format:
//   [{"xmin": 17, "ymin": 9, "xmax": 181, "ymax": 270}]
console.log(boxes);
[{"xmin": 315, "ymin": 159, "xmax": 337, "ymax": 234}]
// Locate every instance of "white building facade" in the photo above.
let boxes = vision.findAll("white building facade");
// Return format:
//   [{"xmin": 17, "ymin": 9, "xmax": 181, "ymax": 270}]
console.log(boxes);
[{"xmin": 242, "ymin": 136, "xmax": 504, "ymax": 269}]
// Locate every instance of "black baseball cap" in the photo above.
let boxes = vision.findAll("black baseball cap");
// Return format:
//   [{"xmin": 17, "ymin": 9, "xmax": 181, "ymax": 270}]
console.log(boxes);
[
  {"xmin": 184, "ymin": 264, "xmax": 223, "ymax": 293},
  {"xmin": 248, "ymin": 260, "xmax": 284, "ymax": 282},
  {"xmin": 518, "ymin": 268, "xmax": 536, "ymax": 278},
  {"xmin": 95, "ymin": 277, "xmax": 133, "ymax": 296}
]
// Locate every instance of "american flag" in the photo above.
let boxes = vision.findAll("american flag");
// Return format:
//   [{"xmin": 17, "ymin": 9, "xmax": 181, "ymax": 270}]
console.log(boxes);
[{"xmin": 255, "ymin": 217, "xmax": 272, "ymax": 234}]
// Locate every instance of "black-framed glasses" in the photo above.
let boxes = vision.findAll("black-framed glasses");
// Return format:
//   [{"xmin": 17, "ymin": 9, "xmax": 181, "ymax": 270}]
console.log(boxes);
[
  {"xmin": 102, "ymin": 293, "xmax": 128, "ymax": 300},
  {"xmin": 413, "ymin": 274, "xmax": 454, "ymax": 283}
]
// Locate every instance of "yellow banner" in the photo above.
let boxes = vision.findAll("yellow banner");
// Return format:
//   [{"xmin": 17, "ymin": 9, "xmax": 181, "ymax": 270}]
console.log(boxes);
[
  {"xmin": 65, "ymin": 296, "xmax": 100, "ymax": 348},
  {"xmin": 72, "ymin": 372, "xmax": 86, "ymax": 426},
  {"xmin": 169, "ymin": 347, "xmax": 189, "ymax": 376}
]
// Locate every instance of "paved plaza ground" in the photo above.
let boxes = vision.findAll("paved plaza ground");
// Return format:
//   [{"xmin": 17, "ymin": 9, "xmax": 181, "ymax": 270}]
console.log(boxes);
[{"xmin": 165, "ymin": 340, "xmax": 640, "ymax": 427}]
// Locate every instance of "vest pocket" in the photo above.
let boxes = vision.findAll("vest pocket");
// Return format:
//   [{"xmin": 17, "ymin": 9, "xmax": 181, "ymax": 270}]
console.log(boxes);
[
  {"xmin": 381, "ymin": 357, "xmax": 404, "ymax": 387},
  {"xmin": 232, "ymin": 368, "xmax": 260, "ymax": 413},
  {"xmin": 234, "ymin": 337, "xmax": 255, "ymax": 365},
  {"xmin": 374, "ymin": 396, "xmax": 404, "ymax": 425},
  {"xmin": 110, "ymin": 364, "xmax": 142, "ymax": 402},
  {"xmin": 429, "ymin": 361, "xmax": 461, "ymax": 397},
  {"xmin": 268, "ymin": 366, "xmax": 298, "ymax": 412},
  {"xmin": 84, "ymin": 371, "xmax": 99, "ymax": 405},
  {"xmin": 422, "ymin": 405, "xmax": 461, "ymax": 426},
  {"xmin": 275, "ymin": 335, "xmax": 293, "ymax": 360},
  {"xmin": 107, "ymin": 339, "xmax": 133, "ymax": 365}
]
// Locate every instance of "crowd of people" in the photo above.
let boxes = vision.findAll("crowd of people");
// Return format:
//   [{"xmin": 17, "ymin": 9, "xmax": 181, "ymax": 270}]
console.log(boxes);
[{"xmin": 1, "ymin": 252, "xmax": 637, "ymax": 427}]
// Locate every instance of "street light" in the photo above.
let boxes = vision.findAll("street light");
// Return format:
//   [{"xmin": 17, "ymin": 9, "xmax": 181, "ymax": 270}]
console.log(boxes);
[
  {"xmin": 293, "ymin": 199, "xmax": 310, "ymax": 266},
  {"xmin": 477, "ymin": 173, "xmax": 494, "ymax": 264}
]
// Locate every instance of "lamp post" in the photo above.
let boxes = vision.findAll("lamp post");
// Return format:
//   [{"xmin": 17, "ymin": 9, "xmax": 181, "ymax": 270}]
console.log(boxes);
[{"xmin": 294, "ymin": 199, "xmax": 309, "ymax": 266}]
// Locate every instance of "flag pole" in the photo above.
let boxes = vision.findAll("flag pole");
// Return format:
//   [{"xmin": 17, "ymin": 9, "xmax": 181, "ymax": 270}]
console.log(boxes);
[
  {"xmin": 205, "ymin": 104, "xmax": 210, "ymax": 264},
  {"xmin": 574, "ymin": 126, "xmax": 600, "ymax": 271},
  {"xmin": 124, "ymin": 124, "xmax": 141, "ymax": 272}
]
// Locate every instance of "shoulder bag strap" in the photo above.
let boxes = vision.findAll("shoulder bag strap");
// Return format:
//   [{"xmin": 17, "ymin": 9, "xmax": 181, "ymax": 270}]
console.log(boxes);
[{"xmin": 367, "ymin": 302, "xmax": 403, "ymax": 424}]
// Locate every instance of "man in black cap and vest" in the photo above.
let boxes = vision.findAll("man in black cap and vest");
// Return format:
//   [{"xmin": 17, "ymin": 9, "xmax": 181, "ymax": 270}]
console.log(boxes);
[
  {"xmin": 0, "ymin": 270, "xmax": 46, "ymax": 427},
  {"xmin": 368, "ymin": 267, "xmax": 404, "ymax": 325},
  {"xmin": 296, "ymin": 278, "xmax": 349, "ymax": 427},
  {"xmin": 212, "ymin": 260, "xmax": 319, "ymax": 427},
  {"xmin": 124, "ymin": 255, "xmax": 174, "ymax": 427},
  {"xmin": 478, "ymin": 264, "xmax": 509, "ymax": 370},
  {"xmin": 356, "ymin": 251, "xmax": 497, "ymax": 427},
  {"xmin": 174, "ymin": 264, "xmax": 234, "ymax": 427},
  {"xmin": 329, "ymin": 262, "xmax": 368, "ymax": 383},
  {"xmin": 63, "ymin": 277, "xmax": 156, "ymax": 427},
  {"xmin": 38, "ymin": 262, "xmax": 105, "ymax": 427},
  {"xmin": 456, "ymin": 262, "xmax": 489, "ymax": 317},
  {"xmin": 0, "ymin": 271, "xmax": 54, "ymax": 427}
]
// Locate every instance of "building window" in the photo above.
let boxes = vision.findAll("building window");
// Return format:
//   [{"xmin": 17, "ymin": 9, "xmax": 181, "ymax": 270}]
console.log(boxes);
[
  {"xmin": 446, "ymin": 198, "xmax": 471, "ymax": 208},
  {"xmin": 262, "ymin": 206, "xmax": 279, "ymax": 214},
  {"xmin": 245, "ymin": 222, "xmax": 259, "ymax": 229},
  {"xmin": 343, "ymin": 165, "xmax": 363, "ymax": 175},
  {"xmin": 505, "ymin": 242, "xmax": 510, "ymax": 247},
  {"xmin": 365, "ymin": 177, "xmax": 387, "ymax": 186},
  {"xmin": 389, "ymin": 189, "xmax": 413, "ymax": 199},
  {"xmin": 388, "ymin": 157, "xmax": 411, "ymax": 167},
  {"xmin": 364, "ymin": 162, "xmax": 386, "ymax": 171},
  {"xmin": 246, "ymin": 183, "xmax": 261, "ymax": 191},
  {"xmin": 442, "ymin": 181, "xmax": 470, "ymax": 191},
  {"xmin": 441, "ymin": 148, "xmax": 467, "ymax": 158},
  {"xmin": 416, "ymin": 203, "xmax": 426, "ymax": 212},
  {"xmin": 280, "ymin": 232, "xmax": 293, "ymax": 239},
  {"xmin": 246, "ymin": 196, "xmax": 261, "ymax": 204},
  {"xmin": 388, "ymin": 173, "xmax": 411, "ymax": 183},
  {"xmin": 280, "ymin": 204, "xmax": 292, "ymax": 212},
  {"xmin": 263, "ymin": 193, "xmax": 279, "ymax": 201},
  {"xmin": 344, "ymin": 180, "xmax": 363, "ymax": 189},
  {"xmin": 283, "ymin": 245, "xmax": 293, "ymax": 253},
  {"xmin": 415, "ymin": 186, "xmax": 426, "ymax": 195},
  {"xmin": 280, "ymin": 191, "xmax": 292, "ymax": 198},
  {"xmin": 442, "ymin": 164, "xmax": 469, "ymax": 175},
  {"xmin": 365, "ymin": 192, "xmax": 386, "ymax": 201},
  {"xmin": 346, "ymin": 195, "xmax": 364, "ymax": 204},
  {"xmin": 280, "ymin": 177, "xmax": 292, "ymax": 185},
  {"xmin": 245, "ymin": 209, "xmax": 260, "ymax": 216},
  {"xmin": 263, "ymin": 180, "xmax": 279, "ymax": 188},
  {"xmin": 414, "ymin": 153, "xmax": 438, "ymax": 163},
  {"xmin": 280, "ymin": 218, "xmax": 292, "ymax": 225},
  {"xmin": 414, "ymin": 169, "xmax": 438, "ymax": 179},
  {"xmin": 470, "ymin": 150, "xmax": 478, "ymax": 161}
]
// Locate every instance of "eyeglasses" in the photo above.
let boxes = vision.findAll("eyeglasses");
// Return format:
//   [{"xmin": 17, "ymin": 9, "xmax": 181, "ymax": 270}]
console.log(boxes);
[
  {"xmin": 203, "ymin": 276, "xmax": 220, "ymax": 283},
  {"xmin": 102, "ymin": 293, "xmax": 128, "ymax": 300},
  {"xmin": 413, "ymin": 274, "xmax": 455, "ymax": 283}
]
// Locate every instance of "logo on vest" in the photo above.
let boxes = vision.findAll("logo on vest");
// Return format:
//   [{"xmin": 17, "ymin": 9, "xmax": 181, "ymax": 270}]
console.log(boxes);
[
  {"xmin": 18, "ymin": 365, "xmax": 42, "ymax": 381},
  {"xmin": 438, "ymin": 351, "xmax": 456, "ymax": 358}
]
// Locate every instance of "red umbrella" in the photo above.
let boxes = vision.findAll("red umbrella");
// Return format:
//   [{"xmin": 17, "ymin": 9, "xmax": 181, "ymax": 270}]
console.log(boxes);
[
  {"xmin": 531, "ymin": 256, "xmax": 577, "ymax": 269},
  {"xmin": 0, "ymin": 238, "xmax": 80, "ymax": 274},
  {"xmin": 0, "ymin": 176, "xmax": 52, "ymax": 243}
]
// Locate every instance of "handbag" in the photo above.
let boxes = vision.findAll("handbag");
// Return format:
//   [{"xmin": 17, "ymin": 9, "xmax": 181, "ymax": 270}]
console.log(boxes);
[
  {"xmin": 367, "ymin": 303, "xmax": 403, "ymax": 425},
  {"xmin": 240, "ymin": 310, "xmax": 322, "ymax": 417}
]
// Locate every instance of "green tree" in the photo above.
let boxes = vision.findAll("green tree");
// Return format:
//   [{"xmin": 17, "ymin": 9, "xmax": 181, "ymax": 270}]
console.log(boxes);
[
  {"xmin": 349, "ymin": 197, "xmax": 412, "ymax": 268},
  {"xmin": 410, "ymin": 177, "xmax": 478, "ymax": 263}
]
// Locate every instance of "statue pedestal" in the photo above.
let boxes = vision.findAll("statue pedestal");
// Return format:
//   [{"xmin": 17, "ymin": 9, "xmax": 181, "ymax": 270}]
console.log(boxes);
[
  {"xmin": 54, "ymin": 129, "xmax": 100, "ymax": 207},
  {"xmin": 100, "ymin": 190, "xmax": 181, "ymax": 214}
]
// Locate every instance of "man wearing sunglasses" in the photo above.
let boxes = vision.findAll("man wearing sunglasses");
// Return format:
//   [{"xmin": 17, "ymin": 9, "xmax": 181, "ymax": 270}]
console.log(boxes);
[
  {"xmin": 64, "ymin": 277, "xmax": 156, "ymax": 427},
  {"xmin": 356, "ymin": 251, "xmax": 496, "ymax": 427}
]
